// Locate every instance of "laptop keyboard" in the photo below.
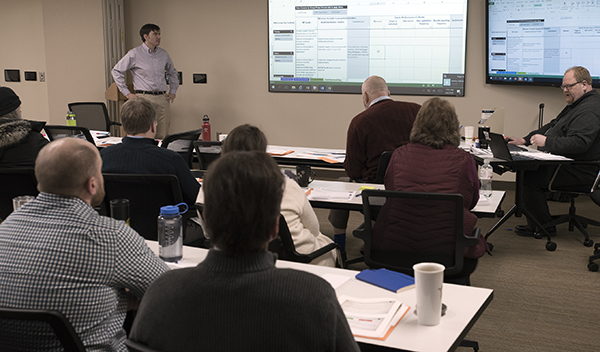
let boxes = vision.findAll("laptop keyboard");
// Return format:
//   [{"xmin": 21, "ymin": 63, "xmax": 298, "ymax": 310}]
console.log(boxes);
[
  {"xmin": 507, "ymin": 144, "xmax": 528, "ymax": 152},
  {"xmin": 511, "ymin": 153, "xmax": 535, "ymax": 161}
]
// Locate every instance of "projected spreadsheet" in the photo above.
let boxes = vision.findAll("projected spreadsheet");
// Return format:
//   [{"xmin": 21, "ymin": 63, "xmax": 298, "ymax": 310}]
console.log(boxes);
[{"xmin": 269, "ymin": 0, "xmax": 468, "ymax": 96}]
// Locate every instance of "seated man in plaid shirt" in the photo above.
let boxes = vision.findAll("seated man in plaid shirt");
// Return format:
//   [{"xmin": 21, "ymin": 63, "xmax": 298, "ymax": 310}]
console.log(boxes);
[{"xmin": 0, "ymin": 138, "xmax": 169, "ymax": 351}]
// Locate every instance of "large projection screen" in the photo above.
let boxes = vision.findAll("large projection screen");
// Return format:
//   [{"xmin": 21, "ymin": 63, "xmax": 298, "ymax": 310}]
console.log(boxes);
[
  {"xmin": 268, "ymin": 0, "xmax": 469, "ymax": 96},
  {"xmin": 486, "ymin": 0, "xmax": 600, "ymax": 87}
]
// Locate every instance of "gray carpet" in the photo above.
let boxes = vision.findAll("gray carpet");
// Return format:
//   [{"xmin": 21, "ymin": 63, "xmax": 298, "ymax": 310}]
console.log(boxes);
[{"xmin": 314, "ymin": 187, "xmax": 600, "ymax": 352}]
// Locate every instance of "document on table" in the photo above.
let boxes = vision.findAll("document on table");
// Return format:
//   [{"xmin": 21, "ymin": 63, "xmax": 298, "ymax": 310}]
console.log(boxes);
[
  {"xmin": 267, "ymin": 148, "xmax": 294, "ymax": 156},
  {"xmin": 306, "ymin": 188, "xmax": 356, "ymax": 201},
  {"xmin": 519, "ymin": 152, "xmax": 572, "ymax": 161},
  {"xmin": 338, "ymin": 296, "xmax": 410, "ymax": 340}
]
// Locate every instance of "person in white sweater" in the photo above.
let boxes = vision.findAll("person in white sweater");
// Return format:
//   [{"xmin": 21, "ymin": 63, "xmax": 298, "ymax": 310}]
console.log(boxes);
[{"xmin": 197, "ymin": 124, "xmax": 337, "ymax": 266}]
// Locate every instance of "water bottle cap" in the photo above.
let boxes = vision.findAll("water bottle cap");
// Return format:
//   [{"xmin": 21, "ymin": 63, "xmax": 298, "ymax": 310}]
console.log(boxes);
[
  {"xmin": 203, "ymin": 114, "xmax": 209, "ymax": 121},
  {"xmin": 159, "ymin": 202, "xmax": 188, "ymax": 216}
]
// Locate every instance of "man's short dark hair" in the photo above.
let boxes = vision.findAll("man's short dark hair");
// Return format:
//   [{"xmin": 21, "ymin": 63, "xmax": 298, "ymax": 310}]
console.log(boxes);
[
  {"xmin": 203, "ymin": 151, "xmax": 284, "ymax": 256},
  {"xmin": 567, "ymin": 66, "xmax": 592, "ymax": 86},
  {"xmin": 120, "ymin": 98, "xmax": 156, "ymax": 135},
  {"xmin": 140, "ymin": 23, "xmax": 160, "ymax": 42},
  {"xmin": 222, "ymin": 124, "xmax": 267, "ymax": 154}
]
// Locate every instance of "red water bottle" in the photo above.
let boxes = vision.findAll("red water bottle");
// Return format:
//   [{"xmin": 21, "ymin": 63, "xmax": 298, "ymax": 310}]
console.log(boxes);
[{"xmin": 202, "ymin": 115, "xmax": 211, "ymax": 141}]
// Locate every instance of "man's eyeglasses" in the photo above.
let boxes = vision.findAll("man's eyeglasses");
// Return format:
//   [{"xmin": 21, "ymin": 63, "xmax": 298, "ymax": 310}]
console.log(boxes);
[{"xmin": 560, "ymin": 81, "xmax": 582, "ymax": 90}]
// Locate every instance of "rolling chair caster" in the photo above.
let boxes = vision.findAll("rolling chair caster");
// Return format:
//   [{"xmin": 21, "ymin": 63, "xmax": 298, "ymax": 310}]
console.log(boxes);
[
  {"xmin": 583, "ymin": 239, "xmax": 594, "ymax": 247},
  {"xmin": 545, "ymin": 241, "xmax": 557, "ymax": 251}
]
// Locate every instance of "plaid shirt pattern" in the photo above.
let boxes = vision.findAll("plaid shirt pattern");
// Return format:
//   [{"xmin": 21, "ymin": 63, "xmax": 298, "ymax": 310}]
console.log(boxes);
[{"xmin": 0, "ymin": 193, "xmax": 169, "ymax": 351}]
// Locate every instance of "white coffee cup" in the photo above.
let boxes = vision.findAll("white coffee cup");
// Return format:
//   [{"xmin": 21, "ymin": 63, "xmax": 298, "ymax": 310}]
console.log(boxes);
[
  {"xmin": 464, "ymin": 126, "xmax": 475, "ymax": 142},
  {"xmin": 413, "ymin": 262, "xmax": 445, "ymax": 326}
]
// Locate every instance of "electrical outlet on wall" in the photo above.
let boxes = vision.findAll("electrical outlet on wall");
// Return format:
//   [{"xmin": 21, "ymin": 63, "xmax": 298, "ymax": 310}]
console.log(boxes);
[{"xmin": 39, "ymin": 72, "xmax": 45, "ymax": 82}]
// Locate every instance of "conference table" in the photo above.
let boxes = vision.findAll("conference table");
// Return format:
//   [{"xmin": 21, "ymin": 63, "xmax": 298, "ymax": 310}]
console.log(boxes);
[
  {"xmin": 95, "ymin": 138, "xmax": 346, "ymax": 170},
  {"xmin": 145, "ymin": 240, "xmax": 494, "ymax": 352},
  {"xmin": 468, "ymin": 146, "xmax": 573, "ymax": 248},
  {"xmin": 267, "ymin": 145, "xmax": 346, "ymax": 169},
  {"xmin": 305, "ymin": 180, "xmax": 505, "ymax": 218}
]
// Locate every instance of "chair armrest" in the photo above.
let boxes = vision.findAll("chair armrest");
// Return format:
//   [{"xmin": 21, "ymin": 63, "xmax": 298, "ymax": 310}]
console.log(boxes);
[
  {"xmin": 307, "ymin": 242, "xmax": 339, "ymax": 261},
  {"xmin": 463, "ymin": 227, "xmax": 481, "ymax": 247}
]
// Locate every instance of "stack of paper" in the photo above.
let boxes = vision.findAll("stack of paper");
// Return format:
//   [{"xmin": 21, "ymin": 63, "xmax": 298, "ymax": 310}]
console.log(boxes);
[{"xmin": 338, "ymin": 296, "xmax": 410, "ymax": 340}]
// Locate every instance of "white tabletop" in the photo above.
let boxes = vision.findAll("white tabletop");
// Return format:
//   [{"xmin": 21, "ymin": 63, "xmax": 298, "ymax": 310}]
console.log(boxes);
[
  {"xmin": 268, "ymin": 145, "xmax": 345, "ymax": 163},
  {"xmin": 305, "ymin": 180, "xmax": 504, "ymax": 216},
  {"xmin": 145, "ymin": 241, "xmax": 493, "ymax": 352}
]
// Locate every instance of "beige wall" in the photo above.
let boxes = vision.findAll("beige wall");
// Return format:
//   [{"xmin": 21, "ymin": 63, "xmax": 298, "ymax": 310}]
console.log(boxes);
[
  {"xmin": 121, "ymin": 0, "xmax": 578, "ymax": 149},
  {"xmin": 1, "ymin": 1, "xmax": 49, "ymax": 121},
  {"xmin": 1, "ymin": 0, "xmax": 105, "ymax": 124},
  {"xmin": 4, "ymin": 0, "xmax": 592, "ymax": 154}
]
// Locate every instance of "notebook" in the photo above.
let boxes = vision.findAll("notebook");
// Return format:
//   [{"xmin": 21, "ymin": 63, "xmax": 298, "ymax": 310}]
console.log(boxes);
[{"xmin": 488, "ymin": 132, "xmax": 536, "ymax": 161}]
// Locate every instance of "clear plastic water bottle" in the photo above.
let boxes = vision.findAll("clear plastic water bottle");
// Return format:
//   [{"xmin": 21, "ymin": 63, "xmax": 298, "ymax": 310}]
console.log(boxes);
[
  {"xmin": 66, "ymin": 110, "xmax": 76, "ymax": 126},
  {"xmin": 479, "ymin": 159, "xmax": 493, "ymax": 199},
  {"xmin": 158, "ymin": 203, "xmax": 187, "ymax": 262}
]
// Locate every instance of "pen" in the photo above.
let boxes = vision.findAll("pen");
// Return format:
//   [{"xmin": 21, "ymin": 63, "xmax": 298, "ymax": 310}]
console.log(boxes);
[{"xmin": 305, "ymin": 188, "xmax": 314, "ymax": 196}]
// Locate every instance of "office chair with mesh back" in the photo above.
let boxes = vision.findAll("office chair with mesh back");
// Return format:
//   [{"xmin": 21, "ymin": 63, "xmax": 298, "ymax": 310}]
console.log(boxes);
[
  {"xmin": 68, "ymin": 102, "xmax": 121, "ymax": 132},
  {"xmin": 542, "ymin": 163, "xmax": 600, "ymax": 249},
  {"xmin": 102, "ymin": 173, "xmax": 184, "ymax": 241},
  {"xmin": 0, "ymin": 168, "xmax": 38, "ymax": 221},
  {"xmin": 268, "ymin": 214, "xmax": 341, "ymax": 267},
  {"xmin": 44, "ymin": 125, "xmax": 95, "ymax": 144},
  {"xmin": 353, "ymin": 189, "xmax": 481, "ymax": 285},
  {"xmin": 161, "ymin": 129, "xmax": 202, "ymax": 168},
  {"xmin": 193, "ymin": 140, "xmax": 222, "ymax": 170},
  {"xmin": 0, "ymin": 307, "xmax": 86, "ymax": 352}
]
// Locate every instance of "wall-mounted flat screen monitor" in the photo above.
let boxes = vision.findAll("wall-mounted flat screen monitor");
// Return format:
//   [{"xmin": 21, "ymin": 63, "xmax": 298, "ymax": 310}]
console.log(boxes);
[
  {"xmin": 486, "ymin": 0, "xmax": 600, "ymax": 87},
  {"xmin": 268, "ymin": 0, "xmax": 469, "ymax": 96}
]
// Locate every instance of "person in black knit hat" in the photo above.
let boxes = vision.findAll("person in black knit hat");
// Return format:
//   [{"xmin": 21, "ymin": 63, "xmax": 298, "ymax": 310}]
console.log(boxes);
[{"xmin": 0, "ymin": 87, "xmax": 48, "ymax": 168}]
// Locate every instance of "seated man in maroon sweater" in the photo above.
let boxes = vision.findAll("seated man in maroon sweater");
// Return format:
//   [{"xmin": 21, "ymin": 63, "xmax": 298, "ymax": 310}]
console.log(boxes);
[{"xmin": 330, "ymin": 76, "xmax": 421, "ymax": 254}]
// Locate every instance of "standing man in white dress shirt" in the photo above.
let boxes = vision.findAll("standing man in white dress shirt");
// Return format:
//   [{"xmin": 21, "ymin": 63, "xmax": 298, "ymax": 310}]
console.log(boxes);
[{"xmin": 112, "ymin": 23, "xmax": 179, "ymax": 139}]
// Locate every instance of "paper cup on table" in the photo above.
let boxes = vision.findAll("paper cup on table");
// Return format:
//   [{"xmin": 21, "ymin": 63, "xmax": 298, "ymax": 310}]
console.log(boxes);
[
  {"xmin": 12, "ymin": 195, "xmax": 36, "ymax": 211},
  {"xmin": 464, "ymin": 126, "xmax": 475, "ymax": 142},
  {"xmin": 413, "ymin": 262, "xmax": 445, "ymax": 326}
]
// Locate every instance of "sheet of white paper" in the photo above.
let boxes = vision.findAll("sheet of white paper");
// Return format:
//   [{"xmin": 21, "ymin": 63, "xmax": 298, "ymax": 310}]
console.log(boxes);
[
  {"xmin": 321, "ymin": 273, "xmax": 352, "ymax": 289},
  {"xmin": 309, "ymin": 189, "xmax": 355, "ymax": 200}
]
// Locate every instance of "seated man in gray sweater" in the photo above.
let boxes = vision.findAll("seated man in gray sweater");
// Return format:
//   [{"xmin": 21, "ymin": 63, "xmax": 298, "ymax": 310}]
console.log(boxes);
[{"xmin": 129, "ymin": 151, "xmax": 360, "ymax": 352}]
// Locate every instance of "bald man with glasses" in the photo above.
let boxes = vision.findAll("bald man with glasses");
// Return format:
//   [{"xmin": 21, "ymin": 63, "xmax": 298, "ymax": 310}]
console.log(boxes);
[{"xmin": 504, "ymin": 66, "xmax": 600, "ymax": 237}]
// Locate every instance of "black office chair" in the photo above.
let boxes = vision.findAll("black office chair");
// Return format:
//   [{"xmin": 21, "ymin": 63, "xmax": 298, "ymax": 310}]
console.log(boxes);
[
  {"xmin": 0, "ymin": 168, "xmax": 38, "ymax": 221},
  {"xmin": 103, "ymin": 173, "xmax": 184, "ymax": 241},
  {"xmin": 161, "ymin": 129, "xmax": 202, "ymax": 168},
  {"xmin": 542, "ymin": 164, "xmax": 600, "ymax": 249},
  {"xmin": 371, "ymin": 150, "xmax": 394, "ymax": 184},
  {"xmin": 268, "ymin": 214, "xmax": 341, "ymax": 267},
  {"xmin": 125, "ymin": 339, "xmax": 163, "ymax": 352},
  {"xmin": 343, "ymin": 151, "xmax": 394, "ymax": 267},
  {"xmin": 44, "ymin": 125, "xmax": 95, "ymax": 144},
  {"xmin": 0, "ymin": 307, "xmax": 86, "ymax": 352},
  {"xmin": 353, "ymin": 190, "xmax": 481, "ymax": 285},
  {"xmin": 588, "ymin": 182, "xmax": 600, "ymax": 271},
  {"xmin": 193, "ymin": 140, "xmax": 222, "ymax": 170},
  {"xmin": 68, "ymin": 102, "xmax": 121, "ymax": 132}
]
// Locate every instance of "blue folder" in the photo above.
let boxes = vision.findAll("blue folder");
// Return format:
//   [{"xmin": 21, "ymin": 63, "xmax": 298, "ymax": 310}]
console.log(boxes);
[{"xmin": 356, "ymin": 268, "xmax": 415, "ymax": 293}]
